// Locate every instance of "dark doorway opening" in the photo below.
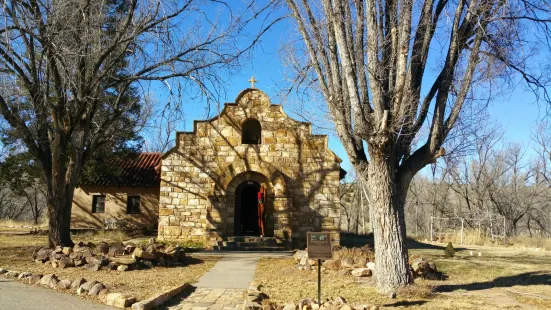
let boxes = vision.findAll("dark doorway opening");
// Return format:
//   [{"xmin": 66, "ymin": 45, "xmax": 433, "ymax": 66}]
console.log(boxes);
[{"xmin": 235, "ymin": 180, "xmax": 261, "ymax": 236}]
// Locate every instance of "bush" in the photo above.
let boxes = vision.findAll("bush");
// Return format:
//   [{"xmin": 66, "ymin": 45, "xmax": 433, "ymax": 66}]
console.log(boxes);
[{"xmin": 444, "ymin": 242, "xmax": 455, "ymax": 258}]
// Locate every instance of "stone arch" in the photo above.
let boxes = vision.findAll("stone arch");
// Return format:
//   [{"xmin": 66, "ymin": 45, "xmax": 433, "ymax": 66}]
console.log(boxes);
[
  {"xmin": 213, "ymin": 160, "xmax": 288, "ymax": 198},
  {"xmin": 225, "ymin": 171, "xmax": 275, "ymax": 237}
]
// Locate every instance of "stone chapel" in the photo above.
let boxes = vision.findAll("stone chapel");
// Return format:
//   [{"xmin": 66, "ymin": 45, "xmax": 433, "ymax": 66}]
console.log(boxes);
[{"xmin": 158, "ymin": 85, "xmax": 345, "ymax": 249}]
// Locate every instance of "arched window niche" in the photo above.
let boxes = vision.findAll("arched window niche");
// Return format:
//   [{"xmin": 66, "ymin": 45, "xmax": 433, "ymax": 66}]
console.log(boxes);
[{"xmin": 241, "ymin": 118, "xmax": 261, "ymax": 144}]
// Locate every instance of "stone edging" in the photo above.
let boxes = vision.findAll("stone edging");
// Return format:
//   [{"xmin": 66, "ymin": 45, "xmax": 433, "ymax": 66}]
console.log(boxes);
[
  {"xmin": 131, "ymin": 282, "xmax": 190, "ymax": 310},
  {"xmin": 243, "ymin": 281, "xmax": 266, "ymax": 310},
  {"xmin": 0, "ymin": 267, "xmax": 136, "ymax": 308}
]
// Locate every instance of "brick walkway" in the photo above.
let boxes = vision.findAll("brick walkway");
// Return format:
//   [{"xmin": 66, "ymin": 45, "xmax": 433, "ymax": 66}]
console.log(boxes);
[{"xmin": 165, "ymin": 287, "xmax": 245, "ymax": 310}]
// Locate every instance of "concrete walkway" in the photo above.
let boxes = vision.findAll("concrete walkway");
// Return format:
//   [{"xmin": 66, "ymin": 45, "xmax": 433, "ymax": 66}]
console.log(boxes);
[
  {"xmin": 195, "ymin": 256, "xmax": 259, "ymax": 289},
  {"xmin": 162, "ymin": 252, "xmax": 292, "ymax": 310},
  {"xmin": 0, "ymin": 278, "xmax": 114, "ymax": 310}
]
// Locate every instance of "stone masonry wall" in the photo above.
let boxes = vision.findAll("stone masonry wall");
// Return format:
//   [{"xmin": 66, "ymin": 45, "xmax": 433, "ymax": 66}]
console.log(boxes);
[{"xmin": 158, "ymin": 88, "xmax": 342, "ymax": 248}]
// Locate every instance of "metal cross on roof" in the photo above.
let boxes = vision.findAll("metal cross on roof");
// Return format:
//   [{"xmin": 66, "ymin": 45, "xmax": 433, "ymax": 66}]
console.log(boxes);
[{"xmin": 248, "ymin": 76, "xmax": 257, "ymax": 88}]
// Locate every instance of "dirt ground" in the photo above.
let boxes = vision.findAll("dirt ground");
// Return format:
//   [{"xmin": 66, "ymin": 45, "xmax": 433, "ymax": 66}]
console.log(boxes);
[
  {"xmin": 254, "ymin": 240, "xmax": 551, "ymax": 309},
  {"xmin": 0, "ymin": 233, "xmax": 219, "ymax": 302}
]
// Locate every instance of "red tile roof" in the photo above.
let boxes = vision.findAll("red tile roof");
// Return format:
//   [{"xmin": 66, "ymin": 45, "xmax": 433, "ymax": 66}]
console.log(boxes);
[{"xmin": 81, "ymin": 152, "xmax": 162, "ymax": 187}]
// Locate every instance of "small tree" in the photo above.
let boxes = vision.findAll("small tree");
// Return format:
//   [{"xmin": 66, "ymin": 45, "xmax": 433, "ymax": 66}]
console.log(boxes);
[{"xmin": 444, "ymin": 242, "xmax": 455, "ymax": 258}]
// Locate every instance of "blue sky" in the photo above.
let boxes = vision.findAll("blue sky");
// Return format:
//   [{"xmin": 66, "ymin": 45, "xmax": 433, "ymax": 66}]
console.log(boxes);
[{"xmin": 149, "ymin": 4, "xmax": 546, "ymax": 173}]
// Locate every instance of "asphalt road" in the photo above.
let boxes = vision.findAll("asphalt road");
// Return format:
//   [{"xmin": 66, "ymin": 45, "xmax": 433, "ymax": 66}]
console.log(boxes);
[{"xmin": 0, "ymin": 278, "xmax": 114, "ymax": 310}]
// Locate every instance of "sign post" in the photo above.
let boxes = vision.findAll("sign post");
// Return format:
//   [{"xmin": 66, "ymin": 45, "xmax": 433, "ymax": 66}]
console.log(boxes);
[{"xmin": 307, "ymin": 232, "xmax": 332, "ymax": 304}]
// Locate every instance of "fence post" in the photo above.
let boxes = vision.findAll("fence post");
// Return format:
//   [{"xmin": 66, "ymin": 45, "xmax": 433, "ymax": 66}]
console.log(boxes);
[
  {"xmin": 503, "ymin": 216, "xmax": 506, "ymax": 241},
  {"xmin": 461, "ymin": 218, "xmax": 464, "ymax": 245},
  {"xmin": 430, "ymin": 216, "xmax": 433, "ymax": 242}
]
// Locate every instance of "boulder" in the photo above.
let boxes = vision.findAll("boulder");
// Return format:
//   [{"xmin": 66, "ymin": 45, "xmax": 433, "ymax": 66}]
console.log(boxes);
[
  {"xmin": 84, "ymin": 263, "xmax": 101, "ymax": 272},
  {"xmin": 88, "ymin": 282, "xmax": 106, "ymax": 296},
  {"xmin": 132, "ymin": 248, "xmax": 156, "ymax": 260},
  {"xmin": 322, "ymin": 259, "xmax": 341, "ymax": 271},
  {"xmin": 53, "ymin": 246, "xmax": 63, "ymax": 254},
  {"xmin": 79, "ymin": 247, "xmax": 93, "ymax": 258},
  {"xmin": 117, "ymin": 264, "xmax": 130, "ymax": 272},
  {"xmin": 0, "ymin": 268, "xmax": 7, "ymax": 274},
  {"xmin": 74, "ymin": 259, "xmax": 86, "ymax": 267},
  {"xmin": 98, "ymin": 241, "xmax": 110, "ymax": 255},
  {"xmin": 110, "ymin": 256, "xmax": 136, "ymax": 265},
  {"xmin": 58, "ymin": 256, "xmax": 74, "ymax": 269},
  {"xmin": 299, "ymin": 257, "xmax": 308, "ymax": 266},
  {"xmin": 351, "ymin": 268, "xmax": 372, "ymax": 277},
  {"xmin": 57, "ymin": 279, "xmax": 73, "ymax": 289},
  {"xmin": 106, "ymin": 293, "xmax": 123, "ymax": 306},
  {"xmin": 366, "ymin": 262, "xmax": 375, "ymax": 271},
  {"xmin": 6, "ymin": 271, "xmax": 19, "ymax": 278},
  {"xmin": 79, "ymin": 280, "xmax": 98, "ymax": 292},
  {"xmin": 17, "ymin": 272, "xmax": 32, "ymax": 279},
  {"xmin": 71, "ymin": 278, "xmax": 86, "ymax": 290},
  {"xmin": 335, "ymin": 297, "xmax": 347, "ymax": 305},
  {"xmin": 98, "ymin": 288, "xmax": 109, "ymax": 303},
  {"xmin": 35, "ymin": 248, "xmax": 52, "ymax": 262},
  {"xmin": 123, "ymin": 242, "xmax": 136, "ymax": 255},
  {"xmin": 27, "ymin": 274, "xmax": 42, "ymax": 284},
  {"xmin": 62, "ymin": 247, "xmax": 73, "ymax": 255},
  {"xmin": 299, "ymin": 298, "xmax": 314, "ymax": 310},
  {"xmin": 105, "ymin": 262, "xmax": 118, "ymax": 270},
  {"xmin": 51, "ymin": 260, "xmax": 59, "ymax": 268},
  {"xmin": 109, "ymin": 242, "xmax": 124, "ymax": 257},
  {"xmin": 293, "ymin": 250, "xmax": 308, "ymax": 263},
  {"xmin": 113, "ymin": 295, "xmax": 136, "ymax": 309},
  {"xmin": 39, "ymin": 274, "xmax": 58, "ymax": 287}
]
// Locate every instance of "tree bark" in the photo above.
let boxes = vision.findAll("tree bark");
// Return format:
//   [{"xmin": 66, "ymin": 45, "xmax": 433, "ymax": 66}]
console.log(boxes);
[
  {"xmin": 365, "ymin": 154, "xmax": 410, "ymax": 293},
  {"xmin": 46, "ymin": 185, "xmax": 75, "ymax": 248}
]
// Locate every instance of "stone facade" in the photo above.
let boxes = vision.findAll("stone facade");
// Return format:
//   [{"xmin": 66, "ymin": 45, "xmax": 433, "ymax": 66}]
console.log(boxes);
[{"xmin": 158, "ymin": 88, "xmax": 343, "ymax": 248}]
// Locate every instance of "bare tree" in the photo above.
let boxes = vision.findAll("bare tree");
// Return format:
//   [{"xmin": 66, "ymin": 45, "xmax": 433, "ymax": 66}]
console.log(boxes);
[
  {"xmin": 0, "ymin": 0, "xmax": 281, "ymax": 247},
  {"xmin": 284, "ymin": 0, "xmax": 551, "ymax": 292}
]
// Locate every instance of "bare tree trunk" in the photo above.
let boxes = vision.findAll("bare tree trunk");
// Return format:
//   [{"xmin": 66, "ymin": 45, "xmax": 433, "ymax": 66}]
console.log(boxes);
[
  {"xmin": 365, "ymin": 157, "xmax": 410, "ymax": 293},
  {"xmin": 46, "ymin": 184, "xmax": 75, "ymax": 248}
]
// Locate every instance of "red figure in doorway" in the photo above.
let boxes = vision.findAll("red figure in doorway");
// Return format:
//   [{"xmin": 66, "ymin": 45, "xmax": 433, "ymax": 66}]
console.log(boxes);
[{"xmin": 257, "ymin": 187, "xmax": 266, "ymax": 236}]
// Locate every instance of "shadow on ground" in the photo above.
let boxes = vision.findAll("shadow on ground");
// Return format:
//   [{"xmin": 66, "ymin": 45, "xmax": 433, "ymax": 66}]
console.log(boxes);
[
  {"xmin": 159, "ymin": 286, "xmax": 199, "ymax": 309},
  {"xmin": 340, "ymin": 233, "xmax": 467, "ymax": 251},
  {"xmin": 437, "ymin": 271, "xmax": 551, "ymax": 293}
]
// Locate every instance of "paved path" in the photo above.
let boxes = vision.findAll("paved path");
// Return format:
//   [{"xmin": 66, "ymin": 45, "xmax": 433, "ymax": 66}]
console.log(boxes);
[
  {"xmin": 0, "ymin": 278, "xmax": 114, "ymax": 310},
  {"xmin": 195, "ymin": 255, "xmax": 259, "ymax": 289},
  {"xmin": 162, "ymin": 252, "xmax": 290, "ymax": 310},
  {"xmin": 163, "ymin": 287, "xmax": 244, "ymax": 310}
]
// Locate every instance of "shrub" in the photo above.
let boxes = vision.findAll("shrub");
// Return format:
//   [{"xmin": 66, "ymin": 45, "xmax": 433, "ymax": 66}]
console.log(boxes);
[{"xmin": 444, "ymin": 242, "xmax": 455, "ymax": 258}]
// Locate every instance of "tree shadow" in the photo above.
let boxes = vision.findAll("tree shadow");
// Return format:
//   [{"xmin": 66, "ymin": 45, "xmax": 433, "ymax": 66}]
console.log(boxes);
[
  {"xmin": 340, "ymin": 233, "xmax": 468, "ymax": 251},
  {"xmin": 436, "ymin": 271, "xmax": 551, "ymax": 293},
  {"xmin": 383, "ymin": 300, "xmax": 427, "ymax": 307},
  {"xmin": 158, "ymin": 285, "xmax": 198, "ymax": 309}
]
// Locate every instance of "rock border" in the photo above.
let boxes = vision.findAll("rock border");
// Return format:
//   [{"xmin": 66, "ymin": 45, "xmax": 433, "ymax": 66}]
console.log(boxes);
[
  {"xmin": 0, "ymin": 267, "xmax": 136, "ymax": 309},
  {"xmin": 131, "ymin": 282, "xmax": 190, "ymax": 310}
]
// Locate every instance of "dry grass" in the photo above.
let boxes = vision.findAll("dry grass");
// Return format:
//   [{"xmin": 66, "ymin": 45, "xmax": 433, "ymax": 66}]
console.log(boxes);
[
  {"xmin": 75, "ymin": 230, "xmax": 131, "ymax": 243},
  {"xmin": 421, "ymin": 229, "xmax": 551, "ymax": 250},
  {"xmin": 508, "ymin": 236, "xmax": 551, "ymax": 251},
  {"xmin": 255, "ymin": 242, "xmax": 551, "ymax": 309},
  {"xmin": 0, "ymin": 233, "xmax": 218, "ymax": 302}
]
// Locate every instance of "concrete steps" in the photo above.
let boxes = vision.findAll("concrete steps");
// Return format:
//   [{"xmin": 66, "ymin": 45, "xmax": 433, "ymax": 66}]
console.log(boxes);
[{"xmin": 211, "ymin": 236, "xmax": 287, "ymax": 251}]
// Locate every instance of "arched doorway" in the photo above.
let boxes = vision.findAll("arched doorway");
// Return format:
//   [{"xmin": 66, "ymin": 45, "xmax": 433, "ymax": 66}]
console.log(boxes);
[{"xmin": 234, "ymin": 180, "xmax": 264, "ymax": 236}]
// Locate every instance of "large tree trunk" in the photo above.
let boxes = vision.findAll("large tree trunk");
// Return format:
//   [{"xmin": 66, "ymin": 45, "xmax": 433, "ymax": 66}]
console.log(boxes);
[
  {"xmin": 365, "ymin": 155, "xmax": 411, "ymax": 293},
  {"xmin": 46, "ymin": 185, "xmax": 75, "ymax": 248}
]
